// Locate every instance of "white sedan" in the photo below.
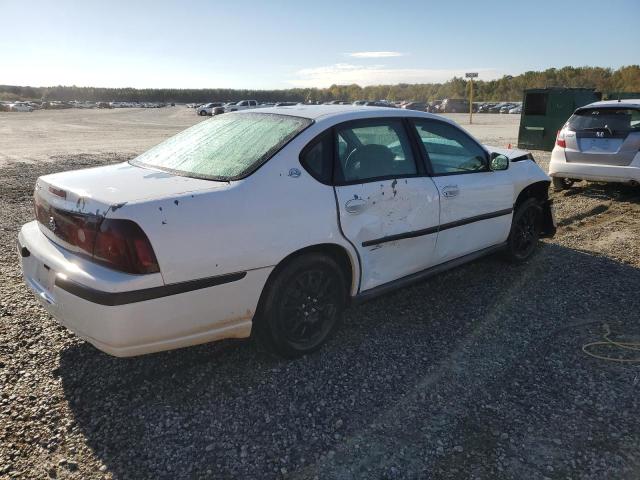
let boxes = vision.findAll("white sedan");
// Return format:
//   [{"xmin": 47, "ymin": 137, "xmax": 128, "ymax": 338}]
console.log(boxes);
[{"xmin": 18, "ymin": 106, "xmax": 556, "ymax": 358}]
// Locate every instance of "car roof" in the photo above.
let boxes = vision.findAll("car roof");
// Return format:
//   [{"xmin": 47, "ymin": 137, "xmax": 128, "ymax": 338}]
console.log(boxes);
[
  {"xmin": 581, "ymin": 99, "xmax": 640, "ymax": 109},
  {"xmin": 235, "ymin": 104, "xmax": 447, "ymax": 123}
]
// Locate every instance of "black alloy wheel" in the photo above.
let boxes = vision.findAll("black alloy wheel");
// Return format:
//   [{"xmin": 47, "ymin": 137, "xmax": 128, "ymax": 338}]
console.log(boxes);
[{"xmin": 255, "ymin": 254, "xmax": 346, "ymax": 358}]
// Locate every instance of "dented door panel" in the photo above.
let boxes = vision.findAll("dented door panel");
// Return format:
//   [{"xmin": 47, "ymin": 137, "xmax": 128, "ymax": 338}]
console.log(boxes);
[{"xmin": 335, "ymin": 177, "xmax": 440, "ymax": 291}]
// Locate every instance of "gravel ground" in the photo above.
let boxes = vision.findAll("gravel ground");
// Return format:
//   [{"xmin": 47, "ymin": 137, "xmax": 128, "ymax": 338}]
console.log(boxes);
[{"xmin": 1, "ymin": 111, "xmax": 640, "ymax": 479}]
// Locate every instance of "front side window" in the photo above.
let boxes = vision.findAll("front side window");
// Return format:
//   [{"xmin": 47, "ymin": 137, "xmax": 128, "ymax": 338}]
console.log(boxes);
[
  {"xmin": 335, "ymin": 119, "xmax": 417, "ymax": 183},
  {"xmin": 411, "ymin": 119, "xmax": 487, "ymax": 175},
  {"xmin": 131, "ymin": 113, "xmax": 311, "ymax": 180}
]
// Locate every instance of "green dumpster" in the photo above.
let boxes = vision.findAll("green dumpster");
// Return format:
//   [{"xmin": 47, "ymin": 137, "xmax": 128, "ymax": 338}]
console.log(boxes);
[
  {"xmin": 603, "ymin": 91, "xmax": 640, "ymax": 100},
  {"xmin": 517, "ymin": 88, "xmax": 602, "ymax": 151}
]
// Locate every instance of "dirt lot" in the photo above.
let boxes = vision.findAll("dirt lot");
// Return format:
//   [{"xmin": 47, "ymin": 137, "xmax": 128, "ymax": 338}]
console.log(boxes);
[{"xmin": 1, "ymin": 108, "xmax": 639, "ymax": 479}]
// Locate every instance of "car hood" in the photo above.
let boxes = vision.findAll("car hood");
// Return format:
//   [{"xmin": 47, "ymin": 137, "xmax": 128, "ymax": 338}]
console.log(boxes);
[
  {"xmin": 484, "ymin": 145, "xmax": 532, "ymax": 161},
  {"xmin": 36, "ymin": 162, "xmax": 229, "ymax": 216}
]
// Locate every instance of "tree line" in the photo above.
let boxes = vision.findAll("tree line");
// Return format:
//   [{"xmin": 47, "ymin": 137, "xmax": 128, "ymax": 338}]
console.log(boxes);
[{"xmin": 1, "ymin": 65, "xmax": 638, "ymax": 104}]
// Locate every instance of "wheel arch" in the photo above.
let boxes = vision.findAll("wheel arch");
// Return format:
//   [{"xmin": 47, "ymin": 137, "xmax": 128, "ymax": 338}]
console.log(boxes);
[
  {"xmin": 513, "ymin": 180, "xmax": 556, "ymax": 237},
  {"xmin": 514, "ymin": 180, "xmax": 550, "ymax": 208},
  {"xmin": 257, "ymin": 242, "xmax": 359, "ymax": 310}
]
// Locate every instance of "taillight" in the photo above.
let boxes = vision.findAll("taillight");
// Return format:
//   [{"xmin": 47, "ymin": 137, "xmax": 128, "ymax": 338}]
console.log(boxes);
[
  {"xmin": 93, "ymin": 219, "xmax": 160, "ymax": 274},
  {"xmin": 34, "ymin": 193, "xmax": 159, "ymax": 275},
  {"xmin": 34, "ymin": 195, "xmax": 100, "ymax": 254},
  {"xmin": 556, "ymin": 130, "xmax": 566, "ymax": 148}
]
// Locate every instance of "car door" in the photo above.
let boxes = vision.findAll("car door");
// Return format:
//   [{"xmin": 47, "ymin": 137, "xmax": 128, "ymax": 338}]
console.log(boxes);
[
  {"xmin": 409, "ymin": 118, "xmax": 514, "ymax": 264},
  {"xmin": 332, "ymin": 118, "xmax": 441, "ymax": 291}
]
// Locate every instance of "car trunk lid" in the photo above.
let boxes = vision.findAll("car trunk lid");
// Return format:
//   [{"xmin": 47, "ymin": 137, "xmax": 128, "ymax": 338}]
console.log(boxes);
[{"xmin": 34, "ymin": 162, "xmax": 226, "ymax": 251}]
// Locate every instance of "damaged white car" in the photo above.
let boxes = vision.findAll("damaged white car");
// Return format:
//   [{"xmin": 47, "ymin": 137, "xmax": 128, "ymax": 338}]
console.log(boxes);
[{"xmin": 18, "ymin": 106, "xmax": 556, "ymax": 358}]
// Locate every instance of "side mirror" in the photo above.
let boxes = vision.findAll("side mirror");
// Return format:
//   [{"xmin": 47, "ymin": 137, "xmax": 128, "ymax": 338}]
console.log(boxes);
[{"xmin": 490, "ymin": 153, "xmax": 509, "ymax": 171}]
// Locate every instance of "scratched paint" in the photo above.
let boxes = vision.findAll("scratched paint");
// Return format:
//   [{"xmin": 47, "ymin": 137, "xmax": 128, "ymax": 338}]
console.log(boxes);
[{"xmin": 335, "ymin": 177, "xmax": 440, "ymax": 290}]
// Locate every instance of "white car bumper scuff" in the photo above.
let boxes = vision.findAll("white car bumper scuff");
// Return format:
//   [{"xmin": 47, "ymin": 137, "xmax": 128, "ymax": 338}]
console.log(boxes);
[{"xmin": 18, "ymin": 221, "xmax": 271, "ymax": 357}]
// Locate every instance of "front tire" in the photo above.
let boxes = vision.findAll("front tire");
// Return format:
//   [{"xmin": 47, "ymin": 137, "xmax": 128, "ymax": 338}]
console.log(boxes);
[
  {"xmin": 504, "ymin": 198, "xmax": 542, "ymax": 263},
  {"xmin": 254, "ymin": 254, "xmax": 347, "ymax": 358},
  {"xmin": 552, "ymin": 176, "xmax": 574, "ymax": 191},
  {"xmin": 199, "ymin": 110, "xmax": 207, "ymax": 116}
]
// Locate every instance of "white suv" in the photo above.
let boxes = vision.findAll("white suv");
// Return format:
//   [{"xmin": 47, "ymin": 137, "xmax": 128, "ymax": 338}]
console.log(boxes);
[{"xmin": 549, "ymin": 99, "xmax": 640, "ymax": 190}]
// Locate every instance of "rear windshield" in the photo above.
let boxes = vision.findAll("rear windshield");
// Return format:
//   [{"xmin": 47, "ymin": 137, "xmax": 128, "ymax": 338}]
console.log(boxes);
[
  {"xmin": 131, "ymin": 113, "xmax": 311, "ymax": 180},
  {"xmin": 568, "ymin": 108, "xmax": 640, "ymax": 134}
]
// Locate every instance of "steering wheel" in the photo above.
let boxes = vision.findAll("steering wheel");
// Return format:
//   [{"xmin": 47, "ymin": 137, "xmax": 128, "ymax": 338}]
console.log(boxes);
[{"xmin": 344, "ymin": 147, "xmax": 360, "ymax": 177}]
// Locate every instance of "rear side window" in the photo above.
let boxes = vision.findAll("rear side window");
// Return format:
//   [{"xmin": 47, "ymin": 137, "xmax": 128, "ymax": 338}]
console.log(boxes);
[
  {"xmin": 131, "ymin": 113, "xmax": 311, "ymax": 180},
  {"xmin": 568, "ymin": 108, "xmax": 640, "ymax": 134},
  {"xmin": 334, "ymin": 120, "xmax": 417, "ymax": 183},
  {"xmin": 300, "ymin": 132, "xmax": 333, "ymax": 184}
]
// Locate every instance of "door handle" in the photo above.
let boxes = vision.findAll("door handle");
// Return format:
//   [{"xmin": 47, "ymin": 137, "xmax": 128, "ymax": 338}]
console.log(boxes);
[
  {"xmin": 442, "ymin": 185, "xmax": 459, "ymax": 198},
  {"xmin": 345, "ymin": 198, "xmax": 367, "ymax": 214}
]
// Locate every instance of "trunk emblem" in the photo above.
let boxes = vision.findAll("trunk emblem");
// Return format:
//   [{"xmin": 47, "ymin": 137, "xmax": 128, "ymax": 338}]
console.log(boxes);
[
  {"xmin": 48, "ymin": 216, "xmax": 57, "ymax": 232},
  {"xmin": 288, "ymin": 168, "xmax": 301, "ymax": 178}
]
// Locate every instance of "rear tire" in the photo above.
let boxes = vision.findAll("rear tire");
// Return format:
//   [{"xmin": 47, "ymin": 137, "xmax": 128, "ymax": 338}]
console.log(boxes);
[
  {"xmin": 253, "ymin": 254, "xmax": 347, "ymax": 358},
  {"xmin": 552, "ymin": 176, "xmax": 574, "ymax": 191},
  {"xmin": 504, "ymin": 198, "xmax": 542, "ymax": 263}
]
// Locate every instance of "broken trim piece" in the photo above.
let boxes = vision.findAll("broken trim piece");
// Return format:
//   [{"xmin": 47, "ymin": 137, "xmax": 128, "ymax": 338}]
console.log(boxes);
[
  {"xmin": 362, "ymin": 208, "xmax": 513, "ymax": 247},
  {"xmin": 55, "ymin": 271, "xmax": 247, "ymax": 306}
]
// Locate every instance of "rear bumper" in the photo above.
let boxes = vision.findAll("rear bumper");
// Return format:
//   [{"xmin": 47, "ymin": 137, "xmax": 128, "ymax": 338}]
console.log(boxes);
[
  {"xmin": 549, "ymin": 149, "xmax": 640, "ymax": 183},
  {"xmin": 18, "ymin": 221, "xmax": 271, "ymax": 357}
]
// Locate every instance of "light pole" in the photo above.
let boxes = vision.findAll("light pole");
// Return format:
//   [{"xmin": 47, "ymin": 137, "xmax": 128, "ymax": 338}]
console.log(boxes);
[{"xmin": 466, "ymin": 72, "xmax": 478, "ymax": 124}]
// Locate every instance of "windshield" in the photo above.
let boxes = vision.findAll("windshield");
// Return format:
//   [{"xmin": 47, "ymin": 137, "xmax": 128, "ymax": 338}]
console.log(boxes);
[
  {"xmin": 568, "ymin": 108, "xmax": 640, "ymax": 134},
  {"xmin": 131, "ymin": 113, "xmax": 311, "ymax": 180}
]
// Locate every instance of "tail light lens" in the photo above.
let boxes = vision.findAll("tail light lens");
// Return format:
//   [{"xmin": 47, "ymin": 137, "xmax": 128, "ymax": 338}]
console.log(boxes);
[
  {"xmin": 556, "ymin": 130, "xmax": 566, "ymax": 148},
  {"xmin": 35, "ymin": 195, "xmax": 159, "ymax": 274},
  {"xmin": 94, "ymin": 219, "xmax": 159, "ymax": 274}
]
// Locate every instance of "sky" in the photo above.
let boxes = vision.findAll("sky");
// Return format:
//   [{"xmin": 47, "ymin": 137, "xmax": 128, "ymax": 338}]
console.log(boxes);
[{"xmin": 1, "ymin": 0, "xmax": 638, "ymax": 90}]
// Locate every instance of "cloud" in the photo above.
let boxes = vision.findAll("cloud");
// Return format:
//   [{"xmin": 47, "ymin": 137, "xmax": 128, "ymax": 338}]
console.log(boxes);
[
  {"xmin": 289, "ymin": 64, "xmax": 501, "ymax": 88},
  {"xmin": 347, "ymin": 51, "xmax": 406, "ymax": 58}
]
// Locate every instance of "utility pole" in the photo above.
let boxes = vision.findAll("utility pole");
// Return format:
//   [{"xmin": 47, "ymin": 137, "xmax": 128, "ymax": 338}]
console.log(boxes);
[{"xmin": 466, "ymin": 72, "xmax": 478, "ymax": 124}]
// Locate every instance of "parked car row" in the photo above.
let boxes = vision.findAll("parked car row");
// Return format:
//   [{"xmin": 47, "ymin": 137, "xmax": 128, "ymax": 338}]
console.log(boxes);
[
  {"xmin": 477, "ymin": 102, "xmax": 522, "ymax": 114},
  {"xmin": 192, "ymin": 100, "xmax": 267, "ymax": 116},
  {"xmin": 0, "ymin": 102, "xmax": 34, "ymax": 112},
  {"xmin": 0, "ymin": 100, "xmax": 173, "ymax": 112}
]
